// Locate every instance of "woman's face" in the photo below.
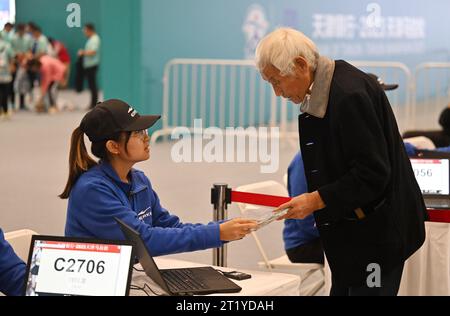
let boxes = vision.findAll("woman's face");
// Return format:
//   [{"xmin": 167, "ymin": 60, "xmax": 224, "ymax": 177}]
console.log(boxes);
[{"xmin": 117, "ymin": 130, "xmax": 151, "ymax": 163}]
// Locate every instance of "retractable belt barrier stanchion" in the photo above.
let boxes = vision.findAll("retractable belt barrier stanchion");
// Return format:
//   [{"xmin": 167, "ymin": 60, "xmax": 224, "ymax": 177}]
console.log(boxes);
[
  {"xmin": 211, "ymin": 184, "xmax": 231, "ymax": 267},
  {"xmin": 211, "ymin": 184, "xmax": 292, "ymax": 267}
]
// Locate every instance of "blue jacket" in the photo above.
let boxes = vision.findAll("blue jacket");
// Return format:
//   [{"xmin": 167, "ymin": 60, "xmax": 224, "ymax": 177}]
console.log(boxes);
[
  {"xmin": 65, "ymin": 162, "xmax": 223, "ymax": 256},
  {"xmin": 403, "ymin": 142, "xmax": 417, "ymax": 156},
  {"xmin": 283, "ymin": 152, "xmax": 321, "ymax": 251},
  {"xmin": 436, "ymin": 146, "xmax": 450, "ymax": 152},
  {"xmin": 0, "ymin": 228, "xmax": 26, "ymax": 296},
  {"xmin": 403, "ymin": 142, "xmax": 450, "ymax": 156}
]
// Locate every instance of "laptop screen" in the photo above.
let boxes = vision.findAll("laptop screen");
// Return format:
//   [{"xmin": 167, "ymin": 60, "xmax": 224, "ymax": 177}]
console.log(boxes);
[
  {"xmin": 24, "ymin": 236, "xmax": 134, "ymax": 296},
  {"xmin": 410, "ymin": 158, "xmax": 450, "ymax": 195}
]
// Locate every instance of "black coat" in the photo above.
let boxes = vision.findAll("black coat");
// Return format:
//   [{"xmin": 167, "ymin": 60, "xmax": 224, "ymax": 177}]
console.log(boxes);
[{"xmin": 299, "ymin": 60, "xmax": 428, "ymax": 286}]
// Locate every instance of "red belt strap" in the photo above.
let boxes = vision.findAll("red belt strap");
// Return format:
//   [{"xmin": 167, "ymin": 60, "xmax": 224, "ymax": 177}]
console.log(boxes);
[
  {"xmin": 427, "ymin": 209, "xmax": 450, "ymax": 223},
  {"xmin": 230, "ymin": 191, "xmax": 450, "ymax": 223},
  {"xmin": 230, "ymin": 191, "xmax": 291, "ymax": 208}
]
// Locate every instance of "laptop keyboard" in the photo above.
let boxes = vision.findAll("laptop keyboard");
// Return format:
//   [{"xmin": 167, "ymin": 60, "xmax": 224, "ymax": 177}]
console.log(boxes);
[
  {"xmin": 161, "ymin": 269, "xmax": 208, "ymax": 292},
  {"xmin": 426, "ymin": 198, "xmax": 450, "ymax": 209}
]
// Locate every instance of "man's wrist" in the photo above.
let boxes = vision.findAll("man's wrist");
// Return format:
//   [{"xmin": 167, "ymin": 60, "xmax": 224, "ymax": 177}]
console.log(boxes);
[{"xmin": 311, "ymin": 191, "xmax": 326, "ymax": 210}]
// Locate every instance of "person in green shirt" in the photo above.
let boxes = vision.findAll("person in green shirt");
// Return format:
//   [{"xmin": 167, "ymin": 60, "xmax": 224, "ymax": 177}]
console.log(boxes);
[
  {"xmin": 78, "ymin": 23, "xmax": 100, "ymax": 109},
  {"xmin": 11, "ymin": 24, "xmax": 32, "ymax": 55},
  {"xmin": 1, "ymin": 23, "xmax": 17, "ymax": 109},
  {"xmin": 10, "ymin": 24, "xmax": 33, "ymax": 109},
  {"xmin": 1, "ymin": 23, "xmax": 14, "ymax": 44},
  {"xmin": 0, "ymin": 38, "xmax": 14, "ymax": 119},
  {"xmin": 28, "ymin": 23, "xmax": 49, "ymax": 57}
]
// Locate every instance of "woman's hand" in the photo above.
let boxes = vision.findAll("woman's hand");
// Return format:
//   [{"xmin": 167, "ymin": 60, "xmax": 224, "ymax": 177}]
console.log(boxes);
[
  {"xmin": 219, "ymin": 218, "xmax": 258, "ymax": 241},
  {"xmin": 274, "ymin": 191, "xmax": 326, "ymax": 220}
]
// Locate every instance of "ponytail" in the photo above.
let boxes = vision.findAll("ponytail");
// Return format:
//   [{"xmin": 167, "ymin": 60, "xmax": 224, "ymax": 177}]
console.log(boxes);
[{"xmin": 59, "ymin": 127, "xmax": 98, "ymax": 199}]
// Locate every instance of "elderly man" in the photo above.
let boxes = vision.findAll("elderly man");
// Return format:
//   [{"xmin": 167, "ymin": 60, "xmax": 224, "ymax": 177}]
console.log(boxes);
[{"xmin": 256, "ymin": 28, "xmax": 427, "ymax": 296}]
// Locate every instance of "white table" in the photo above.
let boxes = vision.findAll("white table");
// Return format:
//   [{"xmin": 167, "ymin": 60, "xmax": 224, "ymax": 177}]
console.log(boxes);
[
  {"xmin": 398, "ymin": 222, "xmax": 450, "ymax": 296},
  {"xmin": 323, "ymin": 222, "xmax": 450, "ymax": 295},
  {"xmin": 131, "ymin": 257, "xmax": 301, "ymax": 296}
]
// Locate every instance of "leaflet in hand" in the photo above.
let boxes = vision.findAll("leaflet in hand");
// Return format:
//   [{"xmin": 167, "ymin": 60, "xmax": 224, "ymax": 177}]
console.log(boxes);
[{"xmin": 254, "ymin": 208, "xmax": 290, "ymax": 230}]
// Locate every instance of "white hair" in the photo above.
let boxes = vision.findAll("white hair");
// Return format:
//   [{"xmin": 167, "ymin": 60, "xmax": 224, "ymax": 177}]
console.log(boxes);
[{"xmin": 255, "ymin": 27, "xmax": 319, "ymax": 76}]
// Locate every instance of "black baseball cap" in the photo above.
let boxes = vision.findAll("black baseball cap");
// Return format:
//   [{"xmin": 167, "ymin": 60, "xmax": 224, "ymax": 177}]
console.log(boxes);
[
  {"xmin": 367, "ymin": 73, "xmax": 399, "ymax": 91},
  {"xmin": 80, "ymin": 99, "xmax": 161, "ymax": 143}
]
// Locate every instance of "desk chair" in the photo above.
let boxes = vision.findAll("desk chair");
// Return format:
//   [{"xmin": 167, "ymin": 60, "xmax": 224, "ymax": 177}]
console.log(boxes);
[
  {"xmin": 236, "ymin": 181, "xmax": 325, "ymax": 296},
  {"xmin": 5, "ymin": 229, "xmax": 38, "ymax": 262}
]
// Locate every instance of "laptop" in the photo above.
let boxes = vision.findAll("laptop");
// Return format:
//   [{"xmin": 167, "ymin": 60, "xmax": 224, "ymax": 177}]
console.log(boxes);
[
  {"xmin": 410, "ymin": 155, "xmax": 450, "ymax": 209},
  {"xmin": 115, "ymin": 218, "xmax": 242, "ymax": 296},
  {"xmin": 23, "ymin": 235, "xmax": 134, "ymax": 296}
]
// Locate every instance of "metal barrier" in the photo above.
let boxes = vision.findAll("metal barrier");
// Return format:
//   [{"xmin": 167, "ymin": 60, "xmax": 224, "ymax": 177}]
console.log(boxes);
[
  {"xmin": 412, "ymin": 63, "xmax": 450, "ymax": 130},
  {"xmin": 150, "ymin": 58, "xmax": 300, "ymax": 144},
  {"xmin": 150, "ymin": 59, "xmax": 421, "ymax": 143}
]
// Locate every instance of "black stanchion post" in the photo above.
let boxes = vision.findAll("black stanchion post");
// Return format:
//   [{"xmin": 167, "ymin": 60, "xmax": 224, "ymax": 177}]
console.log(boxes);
[{"xmin": 211, "ymin": 183, "xmax": 231, "ymax": 267}]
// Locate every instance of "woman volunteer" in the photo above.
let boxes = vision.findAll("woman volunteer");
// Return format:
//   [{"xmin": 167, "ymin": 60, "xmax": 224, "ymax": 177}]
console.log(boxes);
[
  {"xmin": 61, "ymin": 99, "xmax": 257, "ymax": 256},
  {"xmin": 0, "ymin": 228, "xmax": 26, "ymax": 296}
]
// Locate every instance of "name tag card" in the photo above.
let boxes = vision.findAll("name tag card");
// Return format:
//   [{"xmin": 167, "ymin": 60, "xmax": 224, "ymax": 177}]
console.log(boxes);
[{"xmin": 26, "ymin": 239, "xmax": 133, "ymax": 296}]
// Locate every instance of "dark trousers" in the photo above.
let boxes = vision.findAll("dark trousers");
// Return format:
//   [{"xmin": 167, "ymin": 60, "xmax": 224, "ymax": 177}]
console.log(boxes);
[
  {"xmin": 9, "ymin": 69, "xmax": 16, "ymax": 106},
  {"xmin": 47, "ymin": 82, "xmax": 56, "ymax": 107},
  {"xmin": 27, "ymin": 70, "xmax": 38, "ymax": 89},
  {"xmin": 85, "ymin": 65, "xmax": 98, "ymax": 108},
  {"xmin": 330, "ymin": 263, "xmax": 404, "ymax": 296},
  {"xmin": 286, "ymin": 238, "xmax": 324, "ymax": 264},
  {"xmin": 19, "ymin": 94, "xmax": 25, "ymax": 109},
  {"xmin": 0, "ymin": 83, "xmax": 9, "ymax": 113},
  {"xmin": 403, "ymin": 130, "xmax": 450, "ymax": 148}
]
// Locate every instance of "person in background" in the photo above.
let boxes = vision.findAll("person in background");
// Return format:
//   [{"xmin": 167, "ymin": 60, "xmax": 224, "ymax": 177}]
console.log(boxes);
[
  {"xmin": 1, "ymin": 23, "xmax": 15, "ymax": 109},
  {"xmin": 27, "ymin": 55, "xmax": 67, "ymax": 114},
  {"xmin": 403, "ymin": 103, "xmax": 450, "ymax": 148},
  {"xmin": 78, "ymin": 23, "xmax": 100, "ymax": 109},
  {"xmin": 0, "ymin": 227, "xmax": 26, "ymax": 296},
  {"xmin": 10, "ymin": 24, "xmax": 33, "ymax": 109},
  {"xmin": 26, "ymin": 22, "xmax": 49, "ymax": 102},
  {"xmin": 11, "ymin": 24, "xmax": 32, "ymax": 55},
  {"xmin": 28, "ymin": 23, "xmax": 49, "ymax": 57},
  {"xmin": 1, "ymin": 23, "xmax": 14, "ymax": 44},
  {"xmin": 49, "ymin": 38, "xmax": 71, "ymax": 88},
  {"xmin": 284, "ymin": 152, "xmax": 324, "ymax": 264},
  {"xmin": 0, "ymin": 35, "xmax": 14, "ymax": 119},
  {"xmin": 14, "ymin": 52, "xmax": 32, "ymax": 111},
  {"xmin": 62, "ymin": 99, "xmax": 257, "ymax": 256}
]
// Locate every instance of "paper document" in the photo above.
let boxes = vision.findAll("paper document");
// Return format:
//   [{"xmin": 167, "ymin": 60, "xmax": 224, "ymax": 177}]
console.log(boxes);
[{"xmin": 254, "ymin": 208, "xmax": 290, "ymax": 230}]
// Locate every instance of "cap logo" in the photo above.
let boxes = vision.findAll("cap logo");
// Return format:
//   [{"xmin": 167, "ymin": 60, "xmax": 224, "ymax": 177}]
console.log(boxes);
[{"xmin": 128, "ymin": 106, "xmax": 137, "ymax": 118}]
